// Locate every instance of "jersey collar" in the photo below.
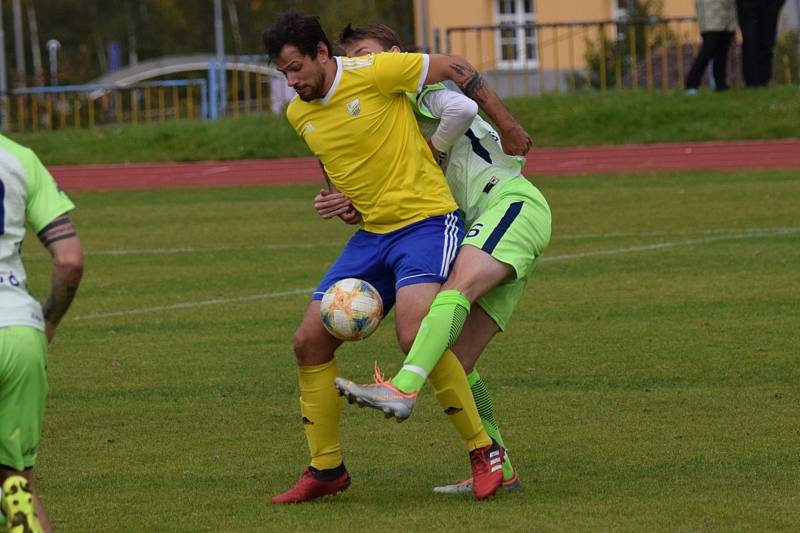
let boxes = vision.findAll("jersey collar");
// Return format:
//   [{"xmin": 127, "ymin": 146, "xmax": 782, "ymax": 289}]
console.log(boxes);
[{"xmin": 315, "ymin": 56, "xmax": 342, "ymax": 105}]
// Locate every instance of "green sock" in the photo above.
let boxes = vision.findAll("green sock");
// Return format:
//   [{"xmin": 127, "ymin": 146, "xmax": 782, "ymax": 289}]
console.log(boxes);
[
  {"xmin": 468, "ymin": 369, "xmax": 515, "ymax": 481},
  {"xmin": 391, "ymin": 290, "xmax": 470, "ymax": 393}
]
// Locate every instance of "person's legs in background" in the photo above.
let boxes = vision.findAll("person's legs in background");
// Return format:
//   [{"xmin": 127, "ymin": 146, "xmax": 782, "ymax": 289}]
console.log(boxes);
[
  {"xmin": 711, "ymin": 31, "xmax": 735, "ymax": 90},
  {"xmin": 755, "ymin": 0, "xmax": 786, "ymax": 85},
  {"xmin": 686, "ymin": 32, "xmax": 719, "ymax": 90},
  {"xmin": 736, "ymin": 0, "xmax": 761, "ymax": 86}
]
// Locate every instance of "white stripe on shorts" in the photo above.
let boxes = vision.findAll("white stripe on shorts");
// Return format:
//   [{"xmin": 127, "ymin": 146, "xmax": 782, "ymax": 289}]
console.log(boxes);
[{"xmin": 439, "ymin": 213, "xmax": 459, "ymax": 278}]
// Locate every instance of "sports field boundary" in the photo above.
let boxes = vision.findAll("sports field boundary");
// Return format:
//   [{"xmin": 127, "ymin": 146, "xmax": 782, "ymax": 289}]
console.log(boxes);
[{"xmin": 49, "ymin": 138, "xmax": 800, "ymax": 191}]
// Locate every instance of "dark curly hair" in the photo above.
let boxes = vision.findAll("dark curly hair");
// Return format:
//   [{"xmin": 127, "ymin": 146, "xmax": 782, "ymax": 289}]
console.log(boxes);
[{"xmin": 263, "ymin": 11, "xmax": 332, "ymax": 61}]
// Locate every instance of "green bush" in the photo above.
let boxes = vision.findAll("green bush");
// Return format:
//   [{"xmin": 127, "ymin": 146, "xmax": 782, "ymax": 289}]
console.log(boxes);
[
  {"xmin": 773, "ymin": 30, "xmax": 799, "ymax": 84},
  {"xmin": 578, "ymin": 0, "xmax": 672, "ymax": 89}
]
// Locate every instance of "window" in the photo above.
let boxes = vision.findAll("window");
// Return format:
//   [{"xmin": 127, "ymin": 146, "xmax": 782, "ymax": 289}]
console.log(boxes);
[
  {"xmin": 494, "ymin": 0, "xmax": 537, "ymax": 69},
  {"xmin": 612, "ymin": 0, "xmax": 631, "ymax": 40},
  {"xmin": 612, "ymin": 0, "xmax": 630, "ymax": 21}
]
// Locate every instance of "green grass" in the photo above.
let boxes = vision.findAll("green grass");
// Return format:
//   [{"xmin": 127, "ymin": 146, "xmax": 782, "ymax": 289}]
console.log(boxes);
[
  {"xmin": 9, "ymin": 85, "xmax": 800, "ymax": 165},
  {"xmin": 16, "ymin": 168, "xmax": 800, "ymax": 530}
]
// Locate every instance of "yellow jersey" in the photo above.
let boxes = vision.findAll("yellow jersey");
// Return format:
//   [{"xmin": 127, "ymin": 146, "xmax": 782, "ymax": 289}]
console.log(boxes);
[{"xmin": 286, "ymin": 52, "xmax": 457, "ymax": 233}]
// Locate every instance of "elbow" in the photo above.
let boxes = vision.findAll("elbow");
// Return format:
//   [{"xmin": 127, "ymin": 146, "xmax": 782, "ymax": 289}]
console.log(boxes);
[
  {"xmin": 461, "ymin": 98, "xmax": 479, "ymax": 121},
  {"xmin": 55, "ymin": 251, "xmax": 84, "ymax": 285}
]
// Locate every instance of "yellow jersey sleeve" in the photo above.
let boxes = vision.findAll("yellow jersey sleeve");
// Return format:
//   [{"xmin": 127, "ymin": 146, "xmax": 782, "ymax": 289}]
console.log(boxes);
[{"xmin": 372, "ymin": 52, "xmax": 429, "ymax": 97}]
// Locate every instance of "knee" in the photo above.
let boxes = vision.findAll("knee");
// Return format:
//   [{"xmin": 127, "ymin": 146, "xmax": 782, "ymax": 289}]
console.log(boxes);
[
  {"xmin": 292, "ymin": 327, "xmax": 319, "ymax": 365},
  {"xmin": 293, "ymin": 324, "xmax": 338, "ymax": 366}
]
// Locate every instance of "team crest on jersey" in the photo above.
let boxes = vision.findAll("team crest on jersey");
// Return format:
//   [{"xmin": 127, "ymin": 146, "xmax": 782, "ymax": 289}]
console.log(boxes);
[
  {"xmin": 304, "ymin": 122, "xmax": 314, "ymax": 134},
  {"xmin": 346, "ymin": 98, "xmax": 361, "ymax": 117}
]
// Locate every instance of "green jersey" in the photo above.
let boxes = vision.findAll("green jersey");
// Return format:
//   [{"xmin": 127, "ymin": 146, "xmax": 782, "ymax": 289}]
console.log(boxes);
[
  {"xmin": 408, "ymin": 84, "xmax": 527, "ymax": 227},
  {"xmin": 0, "ymin": 135, "xmax": 75, "ymax": 330}
]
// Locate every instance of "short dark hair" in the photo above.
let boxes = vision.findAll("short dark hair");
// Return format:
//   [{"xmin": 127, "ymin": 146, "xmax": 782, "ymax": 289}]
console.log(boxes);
[
  {"xmin": 263, "ymin": 12, "xmax": 332, "ymax": 61},
  {"xmin": 339, "ymin": 23, "xmax": 403, "ymax": 52}
]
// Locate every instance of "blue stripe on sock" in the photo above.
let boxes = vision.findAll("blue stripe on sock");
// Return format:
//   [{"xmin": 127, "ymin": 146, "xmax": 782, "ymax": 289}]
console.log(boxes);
[{"xmin": 481, "ymin": 201, "xmax": 523, "ymax": 254}]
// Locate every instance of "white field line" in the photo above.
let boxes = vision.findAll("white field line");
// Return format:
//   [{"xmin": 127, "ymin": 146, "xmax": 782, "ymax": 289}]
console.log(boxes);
[
  {"xmin": 542, "ymin": 226, "xmax": 800, "ymax": 262},
  {"xmin": 26, "ymin": 242, "xmax": 339, "ymax": 258},
  {"xmin": 71, "ymin": 226, "xmax": 799, "ymax": 321},
  {"xmin": 555, "ymin": 226, "xmax": 800, "ymax": 241},
  {"xmin": 72, "ymin": 288, "xmax": 315, "ymax": 321},
  {"xmin": 26, "ymin": 227, "xmax": 800, "ymax": 258}
]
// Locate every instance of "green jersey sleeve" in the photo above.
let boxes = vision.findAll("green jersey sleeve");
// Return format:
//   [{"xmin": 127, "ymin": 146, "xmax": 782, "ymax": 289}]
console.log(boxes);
[
  {"xmin": 23, "ymin": 150, "xmax": 75, "ymax": 233},
  {"xmin": 406, "ymin": 82, "xmax": 448, "ymax": 119}
]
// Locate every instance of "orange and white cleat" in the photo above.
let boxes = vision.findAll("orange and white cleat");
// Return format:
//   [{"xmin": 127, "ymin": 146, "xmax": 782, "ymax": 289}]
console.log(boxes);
[{"xmin": 334, "ymin": 362, "xmax": 418, "ymax": 421}]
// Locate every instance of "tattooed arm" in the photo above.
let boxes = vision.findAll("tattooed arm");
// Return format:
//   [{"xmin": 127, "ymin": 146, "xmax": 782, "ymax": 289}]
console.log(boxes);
[
  {"xmin": 424, "ymin": 54, "xmax": 532, "ymax": 156},
  {"xmin": 37, "ymin": 214, "xmax": 84, "ymax": 342}
]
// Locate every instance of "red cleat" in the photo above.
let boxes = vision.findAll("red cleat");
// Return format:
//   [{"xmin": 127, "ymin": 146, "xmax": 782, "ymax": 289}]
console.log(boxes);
[
  {"xmin": 272, "ymin": 467, "xmax": 351, "ymax": 504},
  {"xmin": 469, "ymin": 441, "xmax": 505, "ymax": 500}
]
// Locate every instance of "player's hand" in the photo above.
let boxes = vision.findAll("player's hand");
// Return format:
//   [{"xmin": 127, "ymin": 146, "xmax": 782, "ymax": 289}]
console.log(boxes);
[
  {"xmin": 427, "ymin": 139, "xmax": 441, "ymax": 159},
  {"xmin": 339, "ymin": 207, "xmax": 362, "ymax": 225},
  {"xmin": 314, "ymin": 189, "xmax": 355, "ymax": 219},
  {"xmin": 427, "ymin": 139, "xmax": 446, "ymax": 169},
  {"xmin": 45, "ymin": 321, "xmax": 56, "ymax": 343},
  {"xmin": 499, "ymin": 123, "xmax": 533, "ymax": 156}
]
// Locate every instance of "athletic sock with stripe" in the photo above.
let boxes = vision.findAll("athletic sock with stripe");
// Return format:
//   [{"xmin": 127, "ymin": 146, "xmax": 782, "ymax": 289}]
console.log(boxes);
[{"xmin": 391, "ymin": 290, "xmax": 471, "ymax": 393}]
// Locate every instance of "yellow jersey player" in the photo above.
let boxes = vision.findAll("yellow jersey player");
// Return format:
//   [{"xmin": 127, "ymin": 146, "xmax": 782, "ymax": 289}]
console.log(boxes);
[
  {"xmin": 264, "ymin": 12, "xmax": 531, "ymax": 503},
  {"xmin": 316, "ymin": 24, "xmax": 551, "ymax": 496}
]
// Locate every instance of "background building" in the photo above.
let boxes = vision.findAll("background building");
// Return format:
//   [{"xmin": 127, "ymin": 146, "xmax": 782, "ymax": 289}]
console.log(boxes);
[{"xmin": 414, "ymin": 0, "xmax": 695, "ymax": 69}]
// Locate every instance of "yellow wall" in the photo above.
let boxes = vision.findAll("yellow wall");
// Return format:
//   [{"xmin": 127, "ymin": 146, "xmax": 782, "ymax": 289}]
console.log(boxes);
[
  {"xmin": 661, "ymin": 0, "xmax": 696, "ymax": 18},
  {"xmin": 415, "ymin": 0, "xmax": 700, "ymax": 71}
]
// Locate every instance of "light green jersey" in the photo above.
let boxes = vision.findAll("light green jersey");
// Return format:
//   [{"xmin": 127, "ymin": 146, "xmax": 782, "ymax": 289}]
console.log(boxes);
[
  {"xmin": 0, "ymin": 135, "xmax": 75, "ymax": 330},
  {"xmin": 407, "ymin": 84, "xmax": 527, "ymax": 227}
]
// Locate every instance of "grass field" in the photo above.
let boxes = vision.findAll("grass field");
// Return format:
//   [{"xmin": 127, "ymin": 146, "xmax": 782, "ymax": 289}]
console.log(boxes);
[
  {"xmin": 11, "ymin": 85, "xmax": 800, "ymax": 165},
  {"xmin": 22, "ymin": 168, "xmax": 800, "ymax": 531}
]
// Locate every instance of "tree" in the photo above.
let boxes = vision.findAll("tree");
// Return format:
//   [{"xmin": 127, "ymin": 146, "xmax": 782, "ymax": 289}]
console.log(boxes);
[
  {"xmin": 9, "ymin": 0, "xmax": 414, "ymax": 85},
  {"xmin": 579, "ymin": 0, "xmax": 672, "ymax": 89}
]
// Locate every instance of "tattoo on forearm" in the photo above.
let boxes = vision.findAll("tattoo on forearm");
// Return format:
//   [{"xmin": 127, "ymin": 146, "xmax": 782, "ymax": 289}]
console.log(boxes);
[
  {"xmin": 43, "ymin": 277, "xmax": 79, "ymax": 326},
  {"xmin": 38, "ymin": 213, "xmax": 81, "ymax": 326},
  {"xmin": 38, "ymin": 215, "xmax": 77, "ymax": 247},
  {"xmin": 450, "ymin": 63, "xmax": 488, "ymax": 102}
]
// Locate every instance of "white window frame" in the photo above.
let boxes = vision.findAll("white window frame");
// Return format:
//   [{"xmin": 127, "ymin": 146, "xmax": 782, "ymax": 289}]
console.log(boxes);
[
  {"xmin": 612, "ymin": 0, "xmax": 631, "ymax": 40},
  {"xmin": 612, "ymin": 0, "xmax": 630, "ymax": 22},
  {"xmin": 493, "ymin": 0, "xmax": 537, "ymax": 70}
]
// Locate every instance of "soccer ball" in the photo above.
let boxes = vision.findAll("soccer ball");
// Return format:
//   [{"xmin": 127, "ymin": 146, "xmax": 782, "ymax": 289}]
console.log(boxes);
[{"xmin": 320, "ymin": 278, "xmax": 383, "ymax": 341}]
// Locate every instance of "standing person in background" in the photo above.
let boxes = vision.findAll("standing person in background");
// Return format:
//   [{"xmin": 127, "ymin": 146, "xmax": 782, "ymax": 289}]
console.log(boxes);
[
  {"xmin": 686, "ymin": 0, "xmax": 738, "ymax": 93},
  {"xmin": 736, "ymin": 0, "xmax": 787, "ymax": 86},
  {"xmin": 0, "ymin": 135, "xmax": 84, "ymax": 533}
]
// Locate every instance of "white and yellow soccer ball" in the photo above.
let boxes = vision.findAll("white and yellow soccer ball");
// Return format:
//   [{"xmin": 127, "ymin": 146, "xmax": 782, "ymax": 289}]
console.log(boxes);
[{"xmin": 320, "ymin": 278, "xmax": 383, "ymax": 341}]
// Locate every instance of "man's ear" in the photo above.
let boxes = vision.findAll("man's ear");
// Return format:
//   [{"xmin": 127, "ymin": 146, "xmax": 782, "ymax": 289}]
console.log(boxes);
[
  {"xmin": 317, "ymin": 41, "xmax": 330, "ymax": 61},
  {"xmin": 389, "ymin": 45, "xmax": 402, "ymax": 53}
]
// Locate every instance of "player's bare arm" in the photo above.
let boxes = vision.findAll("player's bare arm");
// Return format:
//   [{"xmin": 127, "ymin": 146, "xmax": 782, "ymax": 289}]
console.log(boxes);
[
  {"xmin": 37, "ymin": 214, "xmax": 84, "ymax": 342},
  {"xmin": 314, "ymin": 161, "xmax": 362, "ymax": 224},
  {"xmin": 425, "ymin": 54, "xmax": 532, "ymax": 156}
]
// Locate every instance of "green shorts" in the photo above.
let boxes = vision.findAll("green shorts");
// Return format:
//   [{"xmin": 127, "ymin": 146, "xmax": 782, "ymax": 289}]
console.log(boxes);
[
  {"xmin": 0, "ymin": 326, "xmax": 48, "ymax": 470},
  {"xmin": 463, "ymin": 178, "xmax": 551, "ymax": 330}
]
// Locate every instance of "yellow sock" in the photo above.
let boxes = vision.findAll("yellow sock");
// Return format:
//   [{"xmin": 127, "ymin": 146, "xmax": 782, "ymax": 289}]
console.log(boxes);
[
  {"xmin": 428, "ymin": 349, "xmax": 492, "ymax": 451},
  {"xmin": 298, "ymin": 359, "xmax": 343, "ymax": 470}
]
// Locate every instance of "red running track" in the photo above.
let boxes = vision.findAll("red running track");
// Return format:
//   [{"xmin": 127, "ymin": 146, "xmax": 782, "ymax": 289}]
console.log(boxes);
[{"xmin": 50, "ymin": 138, "xmax": 800, "ymax": 191}]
